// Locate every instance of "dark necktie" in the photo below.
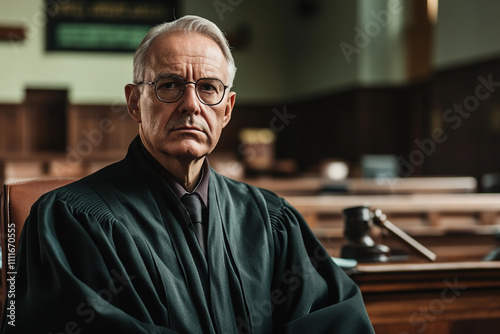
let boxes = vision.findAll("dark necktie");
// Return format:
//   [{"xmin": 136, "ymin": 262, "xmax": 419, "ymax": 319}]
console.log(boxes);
[{"xmin": 181, "ymin": 193, "xmax": 206, "ymax": 255}]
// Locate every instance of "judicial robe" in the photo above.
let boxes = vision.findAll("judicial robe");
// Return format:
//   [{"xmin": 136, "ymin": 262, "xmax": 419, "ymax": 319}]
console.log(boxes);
[{"xmin": 1, "ymin": 137, "xmax": 374, "ymax": 333}]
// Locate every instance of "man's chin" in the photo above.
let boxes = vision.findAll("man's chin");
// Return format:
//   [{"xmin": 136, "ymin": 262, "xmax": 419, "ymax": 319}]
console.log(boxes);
[{"xmin": 162, "ymin": 142, "xmax": 209, "ymax": 161}]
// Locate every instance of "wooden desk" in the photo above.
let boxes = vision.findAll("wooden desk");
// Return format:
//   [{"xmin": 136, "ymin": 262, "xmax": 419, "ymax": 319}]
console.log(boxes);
[
  {"xmin": 348, "ymin": 261, "xmax": 500, "ymax": 334},
  {"xmin": 292, "ymin": 191, "xmax": 500, "ymax": 332}
]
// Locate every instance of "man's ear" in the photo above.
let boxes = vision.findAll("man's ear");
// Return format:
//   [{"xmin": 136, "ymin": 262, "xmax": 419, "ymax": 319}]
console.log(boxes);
[
  {"xmin": 222, "ymin": 91, "xmax": 236, "ymax": 128},
  {"xmin": 125, "ymin": 84, "xmax": 142, "ymax": 123}
]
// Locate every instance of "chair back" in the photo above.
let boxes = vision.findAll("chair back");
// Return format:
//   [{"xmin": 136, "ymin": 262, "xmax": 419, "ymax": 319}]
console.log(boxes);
[{"xmin": 0, "ymin": 178, "xmax": 76, "ymax": 310}]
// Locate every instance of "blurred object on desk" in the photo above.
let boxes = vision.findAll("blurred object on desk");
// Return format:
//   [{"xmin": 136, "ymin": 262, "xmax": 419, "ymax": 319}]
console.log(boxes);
[
  {"xmin": 481, "ymin": 172, "xmax": 500, "ymax": 193},
  {"xmin": 238, "ymin": 128, "xmax": 275, "ymax": 175},
  {"xmin": 319, "ymin": 159, "xmax": 350, "ymax": 181},
  {"xmin": 360, "ymin": 154, "xmax": 398, "ymax": 179}
]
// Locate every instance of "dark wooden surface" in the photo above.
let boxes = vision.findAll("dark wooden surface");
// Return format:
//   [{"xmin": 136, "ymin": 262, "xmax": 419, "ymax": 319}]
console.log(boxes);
[{"xmin": 348, "ymin": 261, "xmax": 500, "ymax": 334}]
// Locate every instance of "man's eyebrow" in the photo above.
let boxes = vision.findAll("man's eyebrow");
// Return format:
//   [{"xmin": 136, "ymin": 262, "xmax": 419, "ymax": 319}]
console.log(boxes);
[
  {"xmin": 155, "ymin": 72, "xmax": 225, "ymax": 82},
  {"xmin": 155, "ymin": 72, "xmax": 185, "ymax": 80}
]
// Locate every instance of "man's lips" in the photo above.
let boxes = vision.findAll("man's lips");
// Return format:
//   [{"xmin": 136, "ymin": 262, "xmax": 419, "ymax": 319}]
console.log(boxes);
[{"xmin": 171, "ymin": 125, "xmax": 203, "ymax": 132}]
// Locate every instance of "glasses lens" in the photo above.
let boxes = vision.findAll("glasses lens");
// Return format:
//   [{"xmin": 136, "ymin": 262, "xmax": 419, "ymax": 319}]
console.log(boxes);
[
  {"xmin": 155, "ymin": 77, "xmax": 184, "ymax": 102},
  {"xmin": 196, "ymin": 79, "xmax": 225, "ymax": 105}
]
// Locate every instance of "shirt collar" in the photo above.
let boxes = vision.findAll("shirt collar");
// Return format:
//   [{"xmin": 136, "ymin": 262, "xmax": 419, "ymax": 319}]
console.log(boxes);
[
  {"xmin": 138, "ymin": 137, "xmax": 210, "ymax": 207},
  {"xmin": 167, "ymin": 160, "xmax": 210, "ymax": 208}
]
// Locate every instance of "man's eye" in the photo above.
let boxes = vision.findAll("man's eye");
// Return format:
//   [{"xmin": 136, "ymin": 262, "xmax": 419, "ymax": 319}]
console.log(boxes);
[
  {"xmin": 199, "ymin": 84, "xmax": 217, "ymax": 92},
  {"xmin": 159, "ymin": 81, "xmax": 183, "ymax": 90}
]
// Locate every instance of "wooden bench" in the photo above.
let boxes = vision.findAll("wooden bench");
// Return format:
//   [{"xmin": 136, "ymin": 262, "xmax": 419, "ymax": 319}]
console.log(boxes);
[{"xmin": 285, "ymin": 193, "xmax": 500, "ymax": 261}]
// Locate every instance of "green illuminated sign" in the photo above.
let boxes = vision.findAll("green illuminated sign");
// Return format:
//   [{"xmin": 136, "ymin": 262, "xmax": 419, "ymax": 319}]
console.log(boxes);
[
  {"xmin": 46, "ymin": 0, "xmax": 177, "ymax": 52},
  {"xmin": 55, "ymin": 23, "xmax": 151, "ymax": 50}
]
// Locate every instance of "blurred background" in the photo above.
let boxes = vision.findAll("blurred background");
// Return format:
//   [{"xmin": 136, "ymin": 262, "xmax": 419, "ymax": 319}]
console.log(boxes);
[
  {"xmin": 4, "ymin": 4, "xmax": 500, "ymax": 329},
  {"xmin": 1, "ymin": 0, "xmax": 500, "ymax": 188}
]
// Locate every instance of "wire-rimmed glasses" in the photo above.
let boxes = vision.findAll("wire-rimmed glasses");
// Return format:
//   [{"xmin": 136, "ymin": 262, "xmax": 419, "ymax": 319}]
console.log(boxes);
[{"xmin": 136, "ymin": 76, "xmax": 229, "ymax": 106}]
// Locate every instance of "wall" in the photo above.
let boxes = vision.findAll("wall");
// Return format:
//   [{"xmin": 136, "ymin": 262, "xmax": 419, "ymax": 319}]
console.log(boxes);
[
  {"xmin": 357, "ymin": 0, "xmax": 408, "ymax": 85},
  {"xmin": 183, "ymin": 0, "xmax": 291, "ymax": 104},
  {"xmin": 434, "ymin": 0, "xmax": 500, "ymax": 70},
  {"xmin": 3, "ymin": 0, "xmax": 500, "ymax": 178},
  {"xmin": 0, "ymin": 0, "xmax": 408, "ymax": 106},
  {"xmin": 0, "ymin": 0, "xmax": 132, "ymax": 104},
  {"xmin": 283, "ymin": 0, "xmax": 359, "ymax": 99},
  {"xmin": 3, "ymin": 0, "xmax": 500, "ymax": 104},
  {"xmin": 0, "ymin": 0, "xmax": 294, "ymax": 105}
]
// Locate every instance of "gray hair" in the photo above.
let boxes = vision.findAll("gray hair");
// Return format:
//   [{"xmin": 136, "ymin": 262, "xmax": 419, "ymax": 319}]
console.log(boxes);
[{"xmin": 133, "ymin": 15, "xmax": 237, "ymax": 88}]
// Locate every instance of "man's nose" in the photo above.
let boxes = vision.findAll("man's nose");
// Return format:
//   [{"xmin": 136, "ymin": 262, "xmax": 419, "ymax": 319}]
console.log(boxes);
[{"xmin": 179, "ymin": 83, "xmax": 200, "ymax": 114}]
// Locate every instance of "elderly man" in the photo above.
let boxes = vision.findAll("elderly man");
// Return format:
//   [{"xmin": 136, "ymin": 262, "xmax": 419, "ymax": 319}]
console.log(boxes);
[{"xmin": 1, "ymin": 15, "xmax": 374, "ymax": 333}]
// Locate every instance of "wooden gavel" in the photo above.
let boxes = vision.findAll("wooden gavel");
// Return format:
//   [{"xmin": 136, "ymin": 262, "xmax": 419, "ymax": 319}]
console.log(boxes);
[
  {"xmin": 341, "ymin": 206, "xmax": 436, "ymax": 262},
  {"xmin": 372, "ymin": 208, "xmax": 436, "ymax": 262}
]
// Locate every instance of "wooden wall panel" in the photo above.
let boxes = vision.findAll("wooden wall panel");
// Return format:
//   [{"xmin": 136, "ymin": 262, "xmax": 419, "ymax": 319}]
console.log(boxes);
[
  {"xmin": 427, "ymin": 58, "xmax": 500, "ymax": 180},
  {"xmin": 3, "ymin": 57, "xmax": 500, "ymax": 181},
  {"xmin": 24, "ymin": 89, "xmax": 67, "ymax": 152},
  {"xmin": 67, "ymin": 104, "xmax": 137, "ymax": 155},
  {"xmin": 0, "ymin": 104, "xmax": 22, "ymax": 152}
]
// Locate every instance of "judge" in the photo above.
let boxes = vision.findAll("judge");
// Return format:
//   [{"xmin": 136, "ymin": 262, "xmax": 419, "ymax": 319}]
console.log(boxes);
[{"xmin": 1, "ymin": 15, "xmax": 375, "ymax": 333}]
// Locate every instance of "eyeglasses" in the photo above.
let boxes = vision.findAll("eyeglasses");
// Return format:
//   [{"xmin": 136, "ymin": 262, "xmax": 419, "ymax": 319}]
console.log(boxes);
[{"xmin": 136, "ymin": 76, "xmax": 229, "ymax": 106}]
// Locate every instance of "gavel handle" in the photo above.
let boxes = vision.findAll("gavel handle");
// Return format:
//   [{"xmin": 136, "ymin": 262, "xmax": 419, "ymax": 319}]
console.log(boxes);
[{"xmin": 373, "ymin": 209, "xmax": 437, "ymax": 262}]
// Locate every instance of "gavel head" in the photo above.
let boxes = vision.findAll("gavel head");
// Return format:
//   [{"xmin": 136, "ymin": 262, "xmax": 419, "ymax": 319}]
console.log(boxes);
[
  {"xmin": 341, "ymin": 206, "xmax": 390, "ymax": 262},
  {"xmin": 342, "ymin": 206, "xmax": 373, "ymax": 242}
]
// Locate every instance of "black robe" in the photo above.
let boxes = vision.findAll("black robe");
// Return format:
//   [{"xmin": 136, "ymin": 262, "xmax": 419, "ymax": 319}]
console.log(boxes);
[{"xmin": 1, "ymin": 137, "xmax": 374, "ymax": 333}]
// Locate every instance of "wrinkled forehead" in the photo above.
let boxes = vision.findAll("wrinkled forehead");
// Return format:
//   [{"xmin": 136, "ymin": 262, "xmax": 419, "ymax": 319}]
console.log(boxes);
[{"xmin": 145, "ymin": 31, "xmax": 229, "ymax": 81}]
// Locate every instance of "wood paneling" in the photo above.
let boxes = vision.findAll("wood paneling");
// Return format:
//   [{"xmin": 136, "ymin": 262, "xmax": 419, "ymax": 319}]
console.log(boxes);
[
  {"xmin": 0, "ymin": 92, "xmax": 136, "ymax": 183},
  {"xmin": 3, "ymin": 57, "xmax": 500, "ymax": 180},
  {"xmin": 0, "ymin": 104, "xmax": 22, "ymax": 152},
  {"xmin": 67, "ymin": 104, "xmax": 137, "ymax": 154},
  {"xmin": 24, "ymin": 89, "xmax": 67, "ymax": 152},
  {"xmin": 349, "ymin": 262, "xmax": 500, "ymax": 334}
]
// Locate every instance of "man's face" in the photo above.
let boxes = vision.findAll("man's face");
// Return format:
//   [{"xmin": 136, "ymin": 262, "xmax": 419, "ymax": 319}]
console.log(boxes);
[{"xmin": 126, "ymin": 31, "xmax": 235, "ymax": 164}]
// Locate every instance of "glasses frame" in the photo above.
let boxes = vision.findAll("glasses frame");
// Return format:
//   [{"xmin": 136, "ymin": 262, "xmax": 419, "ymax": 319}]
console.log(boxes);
[{"xmin": 136, "ymin": 77, "xmax": 229, "ymax": 106}]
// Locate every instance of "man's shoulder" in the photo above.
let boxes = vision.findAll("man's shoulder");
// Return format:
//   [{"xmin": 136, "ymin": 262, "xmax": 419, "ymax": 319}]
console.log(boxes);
[
  {"xmin": 210, "ymin": 170, "xmax": 285, "ymax": 213},
  {"xmin": 38, "ymin": 161, "xmax": 126, "ymax": 217},
  {"xmin": 52, "ymin": 160, "xmax": 121, "ymax": 192}
]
